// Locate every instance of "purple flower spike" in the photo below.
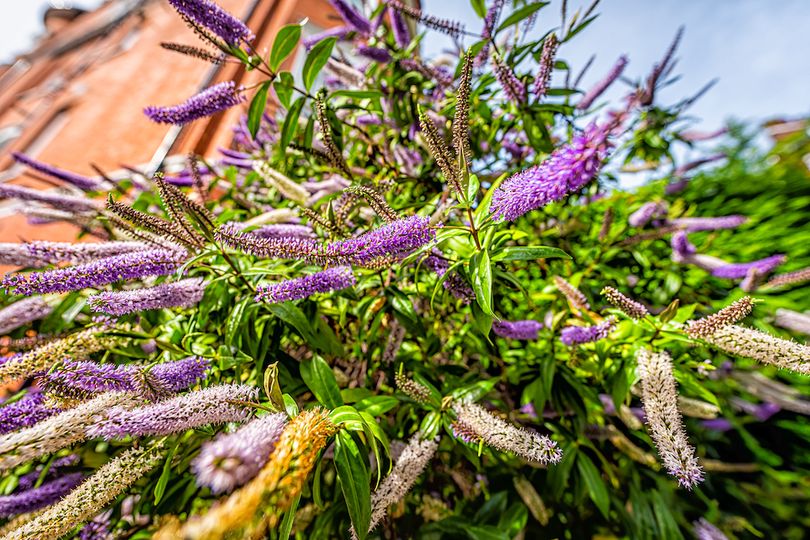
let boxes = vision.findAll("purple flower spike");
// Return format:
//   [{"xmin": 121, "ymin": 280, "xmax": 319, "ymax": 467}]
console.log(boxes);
[
  {"xmin": 41, "ymin": 360, "xmax": 133, "ymax": 399},
  {"xmin": 357, "ymin": 45, "xmax": 392, "ymax": 64},
  {"xmin": 628, "ymin": 201, "xmax": 668, "ymax": 228},
  {"xmin": 693, "ymin": 518, "xmax": 728, "ymax": 540},
  {"xmin": 244, "ymin": 224, "xmax": 315, "ymax": 240},
  {"xmin": 475, "ymin": 0, "xmax": 504, "ymax": 65},
  {"xmin": 665, "ymin": 179, "xmax": 690, "ymax": 194},
  {"xmin": 671, "ymin": 215, "xmax": 747, "ymax": 232},
  {"xmin": 423, "ymin": 249, "xmax": 474, "ymax": 303},
  {"xmin": 328, "ymin": 0, "xmax": 372, "ymax": 34},
  {"xmin": 15, "ymin": 455, "xmax": 78, "ymax": 492},
  {"xmin": 0, "ymin": 391, "xmax": 60, "ymax": 435},
  {"xmin": 491, "ymin": 125, "xmax": 609, "ymax": 221},
  {"xmin": 674, "ymin": 154, "xmax": 726, "ymax": 176},
  {"xmin": 0, "ymin": 472, "xmax": 84, "ymax": 518},
  {"xmin": 700, "ymin": 418, "xmax": 733, "ymax": 432},
  {"xmin": 390, "ymin": 8, "xmax": 411, "ymax": 47},
  {"xmin": 303, "ymin": 26, "xmax": 351, "ymax": 49},
  {"xmin": 492, "ymin": 319, "xmax": 543, "ymax": 340},
  {"xmin": 0, "ymin": 183, "xmax": 100, "ymax": 213},
  {"xmin": 2, "ymin": 248, "xmax": 186, "ymax": 296},
  {"xmin": 216, "ymin": 214, "xmax": 434, "ymax": 267},
  {"xmin": 167, "ymin": 0, "xmax": 254, "ymax": 45},
  {"xmin": 78, "ymin": 512, "xmax": 112, "ymax": 540},
  {"xmin": 87, "ymin": 384, "xmax": 258, "ymax": 439},
  {"xmin": 356, "ymin": 114, "xmax": 383, "ymax": 126},
  {"xmin": 255, "ymin": 266, "xmax": 355, "ymax": 304},
  {"xmin": 192, "ymin": 412, "xmax": 287, "ymax": 493},
  {"xmin": 12, "ymin": 153, "xmax": 102, "ymax": 191},
  {"xmin": 0, "ymin": 297, "xmax": 53, "ymax": 335},
  {"xmin": 145, "ymin": 82, "xmax": 245, "ymax": 125},
  {"xmin": 560, "ymin": 317, "xmax": 616, "ymax": 346},
  {"xmin": 533, "ymin": 33, "xmax": 558, "ymax": 98},
  {"xmin": 493, "ymin": 56, "xmax": 527, "ymax": 104},
  {"xmin": 577, "ymin": 55, "xmax": 628, "ymax": 110},
  {"xmin": 671, "ymin": 231, "xmax": 696, "ymax": 261},
  {"xmin": 148, "ymin": 356, "xmax": 210, "ymax": 392},
  {"xmin": 712, "ymin": 254, "xmax": 785, "ymax": 279},
  {"xmin": 88, "ymin": 277, "xmax": 206, "ymax": 316},
  {"xmin": 754, "ymin": 402, "xmax": 780, "ymax": 422},
  {"xmin": 25, "ymin": 241, "xmax": 149, "ymax": 266},
  {"xmin": 599, "ymin": 394, "xmax": 617, "ymax": 415},
  {"xmin": 39, "ymin": 356, "xmax": 209, "ymax": 400}
]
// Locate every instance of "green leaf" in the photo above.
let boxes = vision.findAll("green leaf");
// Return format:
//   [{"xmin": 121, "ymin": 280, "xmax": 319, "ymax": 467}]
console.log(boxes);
[
  {"xmin": 450, "ymin": 379, "xmax": 497, "ymax": 401},
  {"xmin": 153, "ymin": 440, "xmax": 180, "ymax": 505},
  {"xmin": 470, "ymin": 0, "xmax": 487, "ymax": 18},
  {"xmin": 313, "ymin": 316, "xmax": 345, "ymax": 356},
  {"xmin": 280, "ymin": 96, "xmax": 305, "ymax": 148},
  {"xmin": 420, "ymin": 411, "xmax": 442, "ymax": 439},
  {"xmin": 496, "ymin": 3, "xmax": 549, "ymax": 33},
  {"xmin": 302, "ymin": 37, "xmax": 336, "ymax": 92},
  {"xmin": 491, "ymin": 246, "xmax": 571, "ymax": 262},
  {"xmin": 471, "ymin": 297, "xmax": 493, "ymax": 338},
  {"xmin": 472, "ymin": 250, "xmax": 494, "ymax": 317},
  {"xmin": 331, "ymin": 89, "xmax": 384, "ymax": 100},
  {"xmin": 266, "ymin": 302, "xmax": 341, "ymax": 354},
  {"xmin": 225, "ymin": 297, "xmax": 250, "ymax": 346},
  {"xmin": 358, "ymin": 410, "xmax": 390, "ymax": 484},
  {"xmin": 465, "ymin": 526, "xmax": 509, "ymax": 540},
  {"xmin": 270, "ymin": 24, "xmax": 301, "ymax": 72},
  {"xmin": 474, "ymin": 171, "xmax": 508, "ymax": 221},
  {"xmin": 300, "ymin": 356, "xmax": 343, "ymax": 409},
  {"xmin": 354, "ymin": 395, "xmax": 399, "ymax": 415},
  {"xmin": 341, "ymin": 387, "xmax": 373, "ymax": 403},
  {"xmin": 335, "ymin": 431, "xmax": 371, "ymax": 539},
  {"xmin": 273, "ymin": 71, "xmax": 294, "ymax": 109},
  {"xmin": 247, "ymin": 81, "xmax": 270, "ymax": 139},
  {"xmin": 467, "ymin": 173, "xmax": 480, "ymax": 205},
  {"xmin": 282, "ymin": 393, "xmax": 299, "ymax": 417},
  {"xmin": 279, "ymin": 493, "xmax": 301, "ymax": 539},
  {"xmin": 330, "ymin": 405, "xmax": 365, "ymax": 430},
  {"xmin": 576, "ymin": 454, "xmax": 610, "ymax": 518},
  {"xmin": 564, "ymin": 14, "xmax": 598, "ymax": 42}
]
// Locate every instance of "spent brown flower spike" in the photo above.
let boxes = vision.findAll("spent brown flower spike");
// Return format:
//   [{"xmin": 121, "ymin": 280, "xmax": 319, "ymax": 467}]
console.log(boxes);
[
  {"xmin": 601, "ymin": 286, "xmax": 649, "ymax": 319},
  {"xmin": 554, "ymin": 276, "xmax": 590, "ymax": 313},
  {"xmin": 395, "ymin": 373, "xmax": 432, "ymax": 404},
  {"xmin": 452, "ymin": 52, "xmax": 474, "ymax": 170}
]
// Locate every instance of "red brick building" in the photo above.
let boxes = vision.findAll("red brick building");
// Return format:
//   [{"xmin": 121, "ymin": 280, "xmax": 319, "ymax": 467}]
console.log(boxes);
[{"xmin": 0, "ymin": 0, "xmax": 347, "ymax": 243}]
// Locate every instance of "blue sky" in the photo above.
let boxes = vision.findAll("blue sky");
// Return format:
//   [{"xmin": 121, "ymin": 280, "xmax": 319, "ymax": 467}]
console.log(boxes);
[
  {"xmin": 2, "ymin": 0, "xmax": 808, "ymax": 134},
  {"xmin": 422, "ymin": 0, "xmax": 810, "ymax": 133}
]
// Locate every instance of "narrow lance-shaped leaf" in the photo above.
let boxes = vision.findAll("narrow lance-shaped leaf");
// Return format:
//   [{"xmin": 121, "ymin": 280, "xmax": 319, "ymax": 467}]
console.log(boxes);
[
  {"xmin": 247, "ymin": 81, "xmax": 270, "ymax": 139},
  {"xmin": 300, "ymin": 355, "xmax": 343, "ymax": 409},
  {"xmin": 302, "ymin": 37, "xmax": 336, "ymax": 92},
  {"xmin": 335, "ymin": 431, "xmax": 371, "ymax": 539},
  {"xmin": 270, "ymin": 24, "xmax": 302, "ymax": 72}
]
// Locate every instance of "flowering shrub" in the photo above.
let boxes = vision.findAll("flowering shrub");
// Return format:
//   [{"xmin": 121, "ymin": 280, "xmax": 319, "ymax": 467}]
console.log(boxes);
[{"xmin": 0, "ymin": 0, "xmax": 808, "ymax": 538}]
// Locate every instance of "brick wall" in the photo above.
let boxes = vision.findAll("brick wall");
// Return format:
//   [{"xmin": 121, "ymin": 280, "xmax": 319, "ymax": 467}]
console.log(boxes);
[{"xmin": 0, "ymin": 0, "xmax": 341, "ymax": 246}]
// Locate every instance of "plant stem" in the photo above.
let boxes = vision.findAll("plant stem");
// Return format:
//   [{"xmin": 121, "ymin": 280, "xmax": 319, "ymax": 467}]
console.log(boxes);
[
  {"xmin": 217, "ymin": 244, "xmax": 256, "ymax": 293},
  {"xmin": 467, "ymin": 206, "xmax": 482, "ymax": 250}
]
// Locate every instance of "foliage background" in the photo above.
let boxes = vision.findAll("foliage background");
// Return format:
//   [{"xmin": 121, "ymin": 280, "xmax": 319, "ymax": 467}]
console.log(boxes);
[{"xmin": 0, "ymin": 1, "xmax": 808, "ymax": 540}]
